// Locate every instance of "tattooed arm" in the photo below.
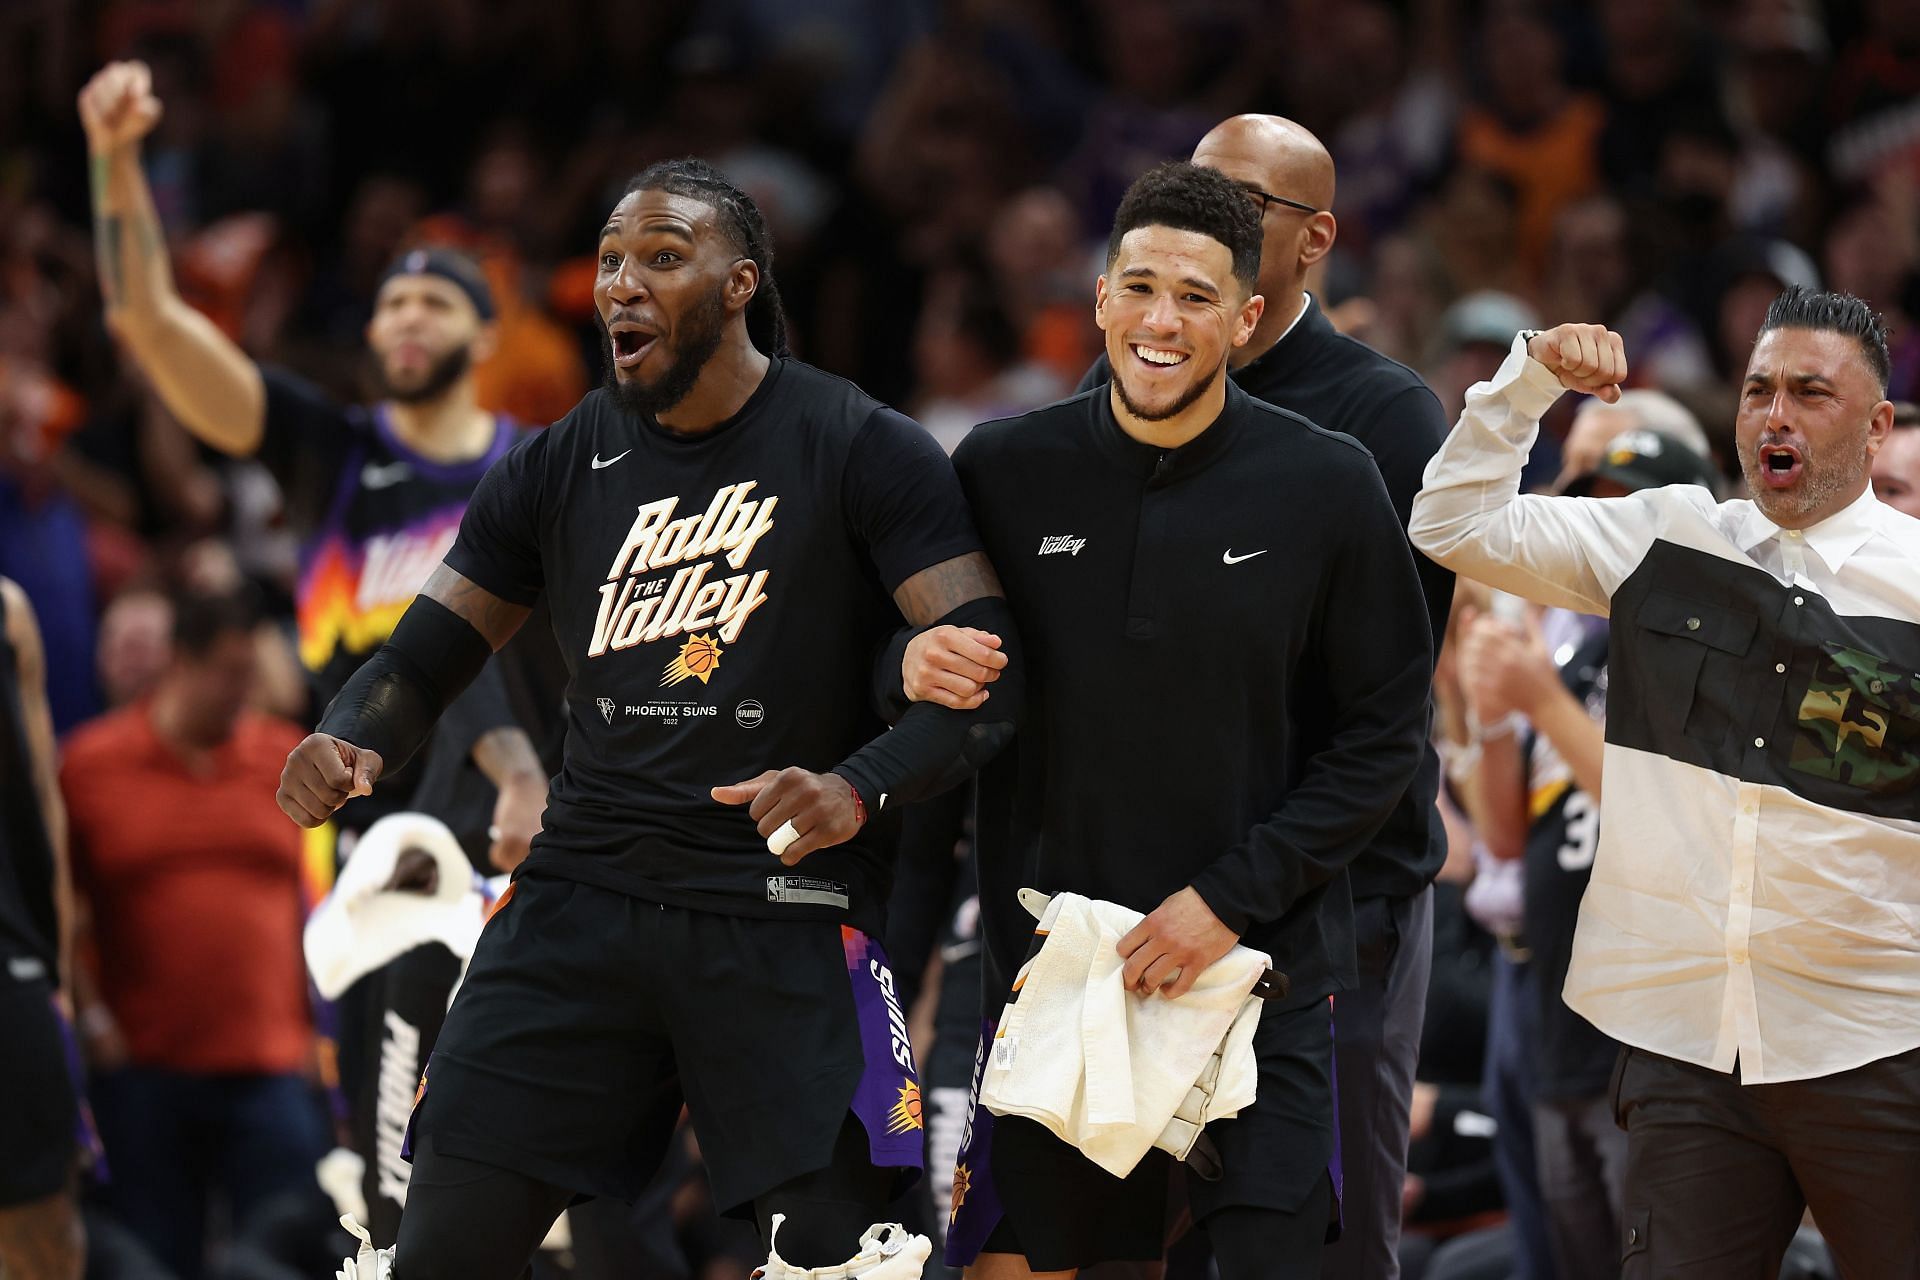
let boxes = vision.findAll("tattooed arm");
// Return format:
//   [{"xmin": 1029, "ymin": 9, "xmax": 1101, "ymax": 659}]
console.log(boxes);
[{"xmin": 78, "ymin": 61, "xmax": 266, "ymax": 456}]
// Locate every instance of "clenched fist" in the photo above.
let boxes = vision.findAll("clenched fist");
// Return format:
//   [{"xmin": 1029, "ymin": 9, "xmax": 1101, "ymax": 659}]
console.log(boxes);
[
  {"xmin": 1525, "ymin": 323, "xmax": 1627, "ymax": 404},
  {"xmin": 78, "ymin": 61, "xmax": 164, "ymax": 154},
  {"xmin": 903, "ymin": 624, "xmax": 1007, "ymax": 710},
  {"xmin": 278, "ymin": 733, "xmax": 384, "ymax": 828}
]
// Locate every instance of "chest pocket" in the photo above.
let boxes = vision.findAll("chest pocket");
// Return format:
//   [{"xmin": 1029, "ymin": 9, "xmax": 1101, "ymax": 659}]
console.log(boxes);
[
  {"xmin": 1788, "ymin": 643, "xmax": 1920, "ymax": 796},
  {"xmin": 1632, "ymin": 590, "xmax": 1758, "ymax": 748}
]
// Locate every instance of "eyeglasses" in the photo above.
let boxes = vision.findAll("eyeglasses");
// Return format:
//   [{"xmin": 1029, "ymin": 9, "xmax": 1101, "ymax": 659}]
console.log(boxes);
[{"xmin": 1239, "ymin": 184, "xmax": 1322, "ymax": 217}]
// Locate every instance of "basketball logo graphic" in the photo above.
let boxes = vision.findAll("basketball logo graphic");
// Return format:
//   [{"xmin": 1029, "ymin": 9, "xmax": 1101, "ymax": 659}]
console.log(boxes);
[
  {"xmin": 950, "ymin": 1161, "xmax": 972, "ymax": 1223},
  {"xmin": 661, "ymin": 632, "xmax": 724, "ymax": 687},
  {"xmin": 886, "ymin": 1079, "xmax": 924, "ymax": 1135}
]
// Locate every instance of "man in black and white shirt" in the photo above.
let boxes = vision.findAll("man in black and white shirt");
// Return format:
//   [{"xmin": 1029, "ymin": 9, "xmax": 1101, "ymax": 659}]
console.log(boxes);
[{"xmin": 1411, "ymin": 289, "xmax": 1920, "ymax": 1279}]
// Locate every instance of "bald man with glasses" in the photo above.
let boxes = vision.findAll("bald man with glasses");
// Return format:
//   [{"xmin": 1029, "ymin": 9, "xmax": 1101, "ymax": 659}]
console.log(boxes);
[{"xmin": 1079, "ymin": 115, "xmax": 1454, "ymax": 1280}]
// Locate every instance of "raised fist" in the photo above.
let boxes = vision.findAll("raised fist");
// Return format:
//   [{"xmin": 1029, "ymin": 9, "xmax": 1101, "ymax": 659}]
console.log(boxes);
[
  {"xmin": 78, "ymin": 61, "xmax": 164, "ymax": 153},
  {"xmin": 1525, "ymin": 323, "xmax": 1627, "ymax": 404}
]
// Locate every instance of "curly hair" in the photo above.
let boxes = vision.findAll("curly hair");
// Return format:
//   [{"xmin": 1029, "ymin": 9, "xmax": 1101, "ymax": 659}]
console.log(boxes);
[
  {"xmin": 1759, "ymin": 285, "xmax": 1891, "ymax": 394},
  {"xmin": 624, "ymin": 159, "xmax": 789, "ymax": 357},
  {"xmin": 1105, "ymin": 161, "xmax": 1263, "ymax": 291}
]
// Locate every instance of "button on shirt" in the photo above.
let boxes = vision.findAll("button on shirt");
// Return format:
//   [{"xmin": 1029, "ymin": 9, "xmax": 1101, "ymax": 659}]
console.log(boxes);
[{"xmin": 1410, "ymin": 335, "xmax": 1920, "ymax": 1083}]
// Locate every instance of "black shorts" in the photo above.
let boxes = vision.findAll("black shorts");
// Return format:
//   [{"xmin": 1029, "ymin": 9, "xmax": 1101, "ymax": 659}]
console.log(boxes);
[
  {"xmin": 946, "ymin": 997, "xmax": 1338, "ymax": 1271},
  {"xmin": 410, "ymin": 872, "xmax": 924, "ymax": 1216},
  {"xmin": 0, "ymin": 976, "xmax": 80, "ymax": 1206}
]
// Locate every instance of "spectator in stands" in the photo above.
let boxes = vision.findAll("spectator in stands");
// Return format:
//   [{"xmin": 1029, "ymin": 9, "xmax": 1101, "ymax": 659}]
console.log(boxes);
[{"xmin": 63, "ymin": 591, "xmax": 325, "ymax": 1280}]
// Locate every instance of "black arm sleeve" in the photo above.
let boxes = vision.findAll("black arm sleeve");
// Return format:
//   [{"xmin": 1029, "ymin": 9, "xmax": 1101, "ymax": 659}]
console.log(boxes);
[
  {"xmin": 832, "ymin": 595, "xmax": 1024, "ymax": 811},
  {"xmin": 316, "ymin": 596, "xmax": 495, "ymax": 771},
  {"xmin": 436, "ymin": 655, "xmax": 520, "ymax": 761},
  {"xmin": 871, "ymin": 623, "xmax": 916, "ymax": 724},
  {"xmin": 1187, "ymin": 466, "xmax": 1434, "ymax": 934}
]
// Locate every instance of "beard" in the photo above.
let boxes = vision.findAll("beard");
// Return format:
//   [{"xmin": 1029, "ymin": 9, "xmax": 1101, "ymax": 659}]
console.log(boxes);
[
  {"xmin": 600, "ymin": 287, "xmax": 730, "ymax": 420},
  {"xmin": 1110, "ymin": 349, "xmax": 1226, "ymax": 423},
  {"xmin": 1739, "ymin": 428, "xmax": 1871, "ymax": 525},
  {"xmin": 377, "ymin": 343, "xmax": 473, "ymax": 405}
]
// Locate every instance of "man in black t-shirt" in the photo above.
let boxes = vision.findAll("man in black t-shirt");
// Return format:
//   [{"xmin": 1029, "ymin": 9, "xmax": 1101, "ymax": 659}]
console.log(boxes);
[
  {"xmin": 278, "ymin": 160, "xmax": 1022, "ymax": 1280},
  {"xmin": 0, "ymin": 579, "xmax": 84, "ymax": 1280}
]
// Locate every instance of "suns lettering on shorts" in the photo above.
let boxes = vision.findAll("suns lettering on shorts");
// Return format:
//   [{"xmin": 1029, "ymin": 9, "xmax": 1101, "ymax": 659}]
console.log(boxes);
[
  {"xmin": 869, "ymin": 957, "xmax": 918, "ymax": 1073},
  {"xmin": 588, "ymin": 481, "xmax": 776, "ymax": 660}
]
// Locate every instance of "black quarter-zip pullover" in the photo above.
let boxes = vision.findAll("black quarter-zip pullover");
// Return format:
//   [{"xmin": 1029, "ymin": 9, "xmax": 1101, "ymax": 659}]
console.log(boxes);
[{"xmin": 955, "ymin": 380, "xmax": 1433, "ymax": 1009}]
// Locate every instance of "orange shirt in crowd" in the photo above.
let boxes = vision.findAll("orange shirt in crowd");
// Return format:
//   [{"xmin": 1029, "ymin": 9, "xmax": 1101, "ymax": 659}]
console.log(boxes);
[
  {"xmin": 1457, "ymin": 94, "xmax": 1606, "ymax": 281},
  {"xmin": 61, "ymin": 705, "xmax": 311, "ymax": 1075}
]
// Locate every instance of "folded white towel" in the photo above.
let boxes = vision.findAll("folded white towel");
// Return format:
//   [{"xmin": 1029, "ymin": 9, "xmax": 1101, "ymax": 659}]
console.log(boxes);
[
  {"xmin": 979, "ymin": 891, "xmax": 1269, "ymax": 1178},
  {"xmin": 304, "ymin": 812, "xmax": 488, "ymax": 1000}
]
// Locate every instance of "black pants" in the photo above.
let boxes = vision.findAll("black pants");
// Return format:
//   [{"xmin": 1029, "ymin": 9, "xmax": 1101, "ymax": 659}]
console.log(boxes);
[
  {"xmin": 395, "ymin": 1117, "xmax": 890, "ymax": 1280},
  {"xmin": 1615, "ymin": 1044, "xmax": 1920, "ymax": 1279}
]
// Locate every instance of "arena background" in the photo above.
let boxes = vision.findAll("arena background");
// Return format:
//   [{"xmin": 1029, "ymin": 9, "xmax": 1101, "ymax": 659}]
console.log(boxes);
[{"xmin": 2, "ymin": 1, "xmax": 1916, "ymax": 1278}]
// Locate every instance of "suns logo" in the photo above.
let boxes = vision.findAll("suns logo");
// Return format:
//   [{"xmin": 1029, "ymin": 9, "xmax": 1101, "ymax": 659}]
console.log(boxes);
[
  {"xmin": 950, "ymin": 1161, "xmax": 972, "ymax": 1223},
  {"xmin": 662, "ymin": 632, "xmax": 724, "ymax": 686},
  {"xmin": 886, "ymin": 1080, "xmax": 924, "ymax": 1134}
]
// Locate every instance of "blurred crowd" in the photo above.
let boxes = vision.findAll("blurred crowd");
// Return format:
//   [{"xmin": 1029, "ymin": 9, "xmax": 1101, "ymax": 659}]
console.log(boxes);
[{"xmin": 3, "ymin": 1, "xmax": 1918, "ymax": 1279}]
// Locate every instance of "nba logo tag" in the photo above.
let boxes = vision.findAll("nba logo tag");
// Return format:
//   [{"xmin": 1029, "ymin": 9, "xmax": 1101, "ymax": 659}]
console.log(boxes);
[{"xmin": 596, "ymin": 697, "xmax": 615, "ymax": 724}]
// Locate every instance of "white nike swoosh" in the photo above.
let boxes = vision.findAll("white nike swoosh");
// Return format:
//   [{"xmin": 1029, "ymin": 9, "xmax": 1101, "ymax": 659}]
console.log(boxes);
[
  {"xmin": 360, "ymin": 462, "xmax": 413, "ymax": 489},
  {"xmin": 1222, "ymin": 549, "xmax": 1268, "ymax": 565},
  {"xmin": 591, "ymin": 450, "xmax": 632, "ymax": 470}
]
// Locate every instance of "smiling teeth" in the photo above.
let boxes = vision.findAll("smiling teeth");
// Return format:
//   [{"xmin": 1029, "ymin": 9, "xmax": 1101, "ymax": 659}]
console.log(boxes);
[{"xmin": 1134, "ymin": 345, "xmax": 1186, "ymax": 365}]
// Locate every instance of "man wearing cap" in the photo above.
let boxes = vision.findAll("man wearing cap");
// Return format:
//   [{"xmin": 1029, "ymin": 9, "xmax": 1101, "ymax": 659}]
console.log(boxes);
[
  {"xmin": 80, "ymin": 60, "xmax": 549, "ymax": 1244},
  {"xmin": 1452, "ymin": 428, "xmax": 1719, "ymax": 1280}
]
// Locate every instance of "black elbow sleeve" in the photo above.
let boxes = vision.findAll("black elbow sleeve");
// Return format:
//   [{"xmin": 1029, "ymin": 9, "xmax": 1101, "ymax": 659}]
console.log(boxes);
[
  {"xmin": 316, "ymin": 596, "xmax": 494, "ymax": 770},
  {"xmin": 835, "ymin": 595, "xmax": 1023, "ymax": 809}
]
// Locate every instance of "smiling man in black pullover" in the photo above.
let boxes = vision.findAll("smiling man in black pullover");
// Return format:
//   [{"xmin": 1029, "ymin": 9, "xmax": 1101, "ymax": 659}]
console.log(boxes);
[
  {"xmin": 924, "ymin": 163, "xmax": 1433, "ymax": 1280},
  {"xmin": 1077, "ymin": 116, "xmax": 1454, "ymax": 1280}
]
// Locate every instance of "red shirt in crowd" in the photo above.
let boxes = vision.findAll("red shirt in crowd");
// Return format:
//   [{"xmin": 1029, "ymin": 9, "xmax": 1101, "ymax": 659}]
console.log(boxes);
[{"xmin": 61, "ymin": 703, "xmax": 311, "ymax": 1075}]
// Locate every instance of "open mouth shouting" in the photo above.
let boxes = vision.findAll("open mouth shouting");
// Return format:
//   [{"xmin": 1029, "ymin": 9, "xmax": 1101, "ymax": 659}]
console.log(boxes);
[
  {"xmin": 1130, "ymin": 342, "xmax": 1189, "ymax": 370},
  {"xmin": 608, "ymin": 318, "xmax": 661, "ymax": 370},
  {"xmin": 1757, "ymin": 440, "xmax": 1805, "ymax": 490}
]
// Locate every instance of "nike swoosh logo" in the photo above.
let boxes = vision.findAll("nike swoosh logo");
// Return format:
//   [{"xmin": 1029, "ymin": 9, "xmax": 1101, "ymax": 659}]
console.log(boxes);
[
  {"xmin": 591, "ymin": 450, "xmax": 632, "ymax": 470},
  {"xmin": 1222, "ymin": 549, "xmax": 1268, "ymax": 565},
  {"xmin": 360, "ymin": 462, "xmax": 413, "ymax": 489}
]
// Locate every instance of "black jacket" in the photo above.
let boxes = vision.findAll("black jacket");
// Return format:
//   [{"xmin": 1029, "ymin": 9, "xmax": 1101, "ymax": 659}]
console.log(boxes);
[
  {"xmin": 956, "ymin": 380, "xmax": 1433, "ymax": 1008},
  {"xmin": 1080, "ymin": 294, "xmax": 1452, "ymax": 901}
]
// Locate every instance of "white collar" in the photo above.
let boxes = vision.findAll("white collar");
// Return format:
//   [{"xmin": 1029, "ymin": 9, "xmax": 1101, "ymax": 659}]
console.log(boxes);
[
  {"xmin": 1733, "ymin": 485, "xmax": 1885, "ymax": 572},
  {"xmin": 1272, "ymin": 291, "xmax": 1313, "ymax": 347}
]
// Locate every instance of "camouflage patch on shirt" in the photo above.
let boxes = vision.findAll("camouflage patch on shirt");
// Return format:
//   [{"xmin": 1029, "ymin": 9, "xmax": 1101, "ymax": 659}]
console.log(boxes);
[{"xmin": 1790, "ymin": 644, "xmax": 1920, "ymax": 793}]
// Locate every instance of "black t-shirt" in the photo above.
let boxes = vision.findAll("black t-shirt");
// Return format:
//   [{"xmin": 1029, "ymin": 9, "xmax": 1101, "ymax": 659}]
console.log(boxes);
[
  {"xmin": 444, "ymin": 357, "xmax": 982, "ymax": 934},
  {"xmin": 1522, "ymin": 624, "xmax": 1617, "ymax": 1100},
  {"xmin": 954, "ymin": 382, "xmax": 1433, "ymax": 1011},
  {"xmin": 0, "ymin": 589, "xmax": 58, "ymax": 977}
]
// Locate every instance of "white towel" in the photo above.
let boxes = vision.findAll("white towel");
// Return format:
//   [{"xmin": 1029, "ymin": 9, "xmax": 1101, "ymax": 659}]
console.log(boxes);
[
  {"xmin": 304, "ymin": 812, "xmax": 489, "ymax": 1000},
  {"xmin": 979, "ymin": 891, "xmax": 1269, "ymax": 1178}
]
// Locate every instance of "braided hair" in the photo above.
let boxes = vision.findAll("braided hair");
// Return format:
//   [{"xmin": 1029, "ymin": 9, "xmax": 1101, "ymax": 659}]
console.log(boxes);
[{"xmin": 624, "ymin": 159, "xmax": 790, "ymax": 357}]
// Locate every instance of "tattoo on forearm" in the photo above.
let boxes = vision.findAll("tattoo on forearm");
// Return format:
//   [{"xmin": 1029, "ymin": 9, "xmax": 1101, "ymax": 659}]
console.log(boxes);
[
  {"xmin": 893, "ymin": 552, "xmax": 1003, "ymax": 626},
  {"xmin": 97, "ymin": 215, "xmax": 125, "ymax": 305},
  {"xmin": 426, "ymin": 566, "xmax": 532, "ymax": 649}
]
